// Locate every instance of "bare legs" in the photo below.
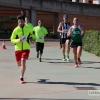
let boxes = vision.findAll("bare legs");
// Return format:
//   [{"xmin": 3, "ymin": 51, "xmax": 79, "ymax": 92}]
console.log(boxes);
[
  {"xmin": 73, "ymin": 46, "xmax": 82, "ymax": 67},
  {"xmin": 17, "ymin": 58, "xmax": 26, "ymax": 78}
]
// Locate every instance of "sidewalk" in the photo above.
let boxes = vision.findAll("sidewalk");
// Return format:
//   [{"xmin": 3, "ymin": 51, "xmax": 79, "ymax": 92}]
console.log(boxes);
[{"xmin": 0, "ymin": 41, "xmax": 100, "ymax": 100}]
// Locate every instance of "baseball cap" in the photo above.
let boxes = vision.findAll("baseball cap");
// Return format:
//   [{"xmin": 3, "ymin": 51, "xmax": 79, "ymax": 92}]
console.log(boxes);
[{"xmin": 63, "ymin": 14, "xmax": 68, "ymax": 18}]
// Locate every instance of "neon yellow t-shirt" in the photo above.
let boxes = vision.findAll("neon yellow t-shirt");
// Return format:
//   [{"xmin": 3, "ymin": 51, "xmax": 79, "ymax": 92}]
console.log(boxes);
[
  {"xmin": 33, "ymin": 26, "xmax": 48, "ymax": 43},
  {"xmin": 25, "ymin": 23, "xmax": 34, "ymax": 31}
]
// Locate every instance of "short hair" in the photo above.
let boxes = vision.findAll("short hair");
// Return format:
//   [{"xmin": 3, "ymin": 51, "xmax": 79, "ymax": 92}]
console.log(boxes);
[
  {"xmin": 73, "ymin": 17, "xmax": 78, "ymax": 21},
  {"xmin": 17, "ymin": 15, "xmax": 25, "ymax": 21},
  {"xmin": 38, "ymin": 19, "xmax": 43, "ymax": 22}
]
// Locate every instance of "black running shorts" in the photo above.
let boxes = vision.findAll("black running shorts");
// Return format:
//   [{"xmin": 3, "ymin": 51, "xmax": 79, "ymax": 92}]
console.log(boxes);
[
  {"xmin": 60, "ymin": 38, "xmax": 66, "ymax": 44},
  {"xmin": 70, "ymin": 42, "xmax": 82, "ymax": 48},
  {"xmin": 66, "ymin": 36, "xmax": 71, "ymax": 40},
  {"xmin": 36, "ymin": 42, "xmax": 44, "ymax": 53}
]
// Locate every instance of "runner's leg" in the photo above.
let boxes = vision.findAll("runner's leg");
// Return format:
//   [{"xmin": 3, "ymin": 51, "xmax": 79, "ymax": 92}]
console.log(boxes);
[
  {"xmin": 20, "ymin": 50, "xmax": 29, "ymax": 83},
  {"xmin": 39, "ymin": 43, "xmax": 44, "ymax": 62},
  {"xmin": 73, "ymin": 47, "xmax": 78, "ymax": 67},
  {"xmin": 15, "ymin": 51, "xmax": 21, "ymax": 67},
  {"xmin": 62, "ymin": 43, "xmax": 66, "ymax": 61},
  {"xmin": 66, "ymin": 39, "xmax": 70, "ymax": 61},
  {"xmin": 36, "ymin": 42, "xmax": 39, "ymax": 58},
  {"xmin": 60, "ymin": 37, "xmax": 62, "ymax": 48},
  {"xmin": 77, "ymin": 46, "xmax": 82, "ymax": 64}
]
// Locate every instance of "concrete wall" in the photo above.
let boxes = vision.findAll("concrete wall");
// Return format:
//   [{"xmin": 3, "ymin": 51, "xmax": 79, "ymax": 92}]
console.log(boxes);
[
  {"xmin": 0, "ymin": 0, "xmax": 20, "ymax": 7},
  {"xmin": 0, "ymin": 0, "xmax": 100, "ymax": 16}
]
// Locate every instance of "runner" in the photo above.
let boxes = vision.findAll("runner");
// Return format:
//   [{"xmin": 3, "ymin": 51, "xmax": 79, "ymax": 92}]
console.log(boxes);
[
  {"xmin": 67, "ymin": 17, "xmax": 85, "ymax": 67},
  {"xmin": 25, "ymin": 16, "xmax": 34, "ymax": 31},
  {"xmin": 10, "ymin": 15, "xmax": 35, "ymax": 83},
  {"xmin": 57, "ymin": 14, "xmax": 71, "ymax": 61},
  {"xmin": 33, "ymin": 19, "xmax": 48, "ymax": 62}
]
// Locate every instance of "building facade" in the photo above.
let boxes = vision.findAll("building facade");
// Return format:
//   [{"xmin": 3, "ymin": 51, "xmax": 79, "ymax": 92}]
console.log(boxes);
[{"xmin": 0, "ymin": 0, "xmax": 100, "ymax": 39}]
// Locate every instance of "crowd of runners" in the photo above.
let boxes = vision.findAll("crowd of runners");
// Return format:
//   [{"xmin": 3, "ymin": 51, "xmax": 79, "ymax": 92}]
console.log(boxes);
[{"xmin": 10, "ymin": 14, "xmax": 85, "ymax": 84}]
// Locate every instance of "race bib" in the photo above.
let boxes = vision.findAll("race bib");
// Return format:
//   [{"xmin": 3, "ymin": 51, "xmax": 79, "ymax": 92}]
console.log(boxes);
[
  {"xmin": 20, "ymin": 36, "xmax": 27, "ymax": 42},
  {"xmin": 64, "ymin": 29, "xmax": 68, "ymax": 33},
  {"xmin": 38, "ymin": 36, "xmax": 42, "ymax": 40}
]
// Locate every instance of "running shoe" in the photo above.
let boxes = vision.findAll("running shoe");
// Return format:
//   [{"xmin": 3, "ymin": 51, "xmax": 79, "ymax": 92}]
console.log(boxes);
[
  {"xmin": 20, "ymin": 78, "xmax": 25, "ymax": 84},
  {"xmin": 77, "ymin": 58, "xmax": 81, "ymax": 65},
  {"xmin": 39, "ymin": 58, "xmax": 42, "ymax": 62},
  {"xmin": 74, "ymin": 63, "xmax": 78, "ymax": 68},
  {"xmin": 63, "ymin": 55, "xmax": 66, "ymax": 61},
  {"xmin": 66, "ymin": 56, "xmax": 70, "ymax": 61}
]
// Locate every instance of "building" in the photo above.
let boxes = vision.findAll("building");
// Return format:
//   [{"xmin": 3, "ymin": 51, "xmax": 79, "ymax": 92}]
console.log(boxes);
[{"xmin": 0, "ymin": 0, "xmax": 100, "ymax": 39}]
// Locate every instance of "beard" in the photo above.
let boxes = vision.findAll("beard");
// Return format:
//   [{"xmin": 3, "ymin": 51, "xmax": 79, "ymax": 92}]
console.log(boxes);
[{"xmin": 19, "ymin": 24, "xmax": 24, "ymax": 28}]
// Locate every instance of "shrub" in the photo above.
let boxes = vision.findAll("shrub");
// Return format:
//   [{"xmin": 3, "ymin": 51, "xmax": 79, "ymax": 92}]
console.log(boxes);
[{"xmin": 83, "ymin": 30, "xmax": 100, "ymax": 56}]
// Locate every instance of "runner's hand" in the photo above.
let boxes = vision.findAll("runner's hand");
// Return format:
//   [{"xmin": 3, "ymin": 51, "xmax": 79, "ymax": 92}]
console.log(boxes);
[
  {"xmin": 31, "ymin": 41, "xmax": 34, "ymax": 44},
  {"xmin": 62, "ymin": 30, "xmax": 65, "ymax": 33},
  {"xmin": 19, "ymin": 36, "xmax": 27, "ymax": 42},
  {"xmin": 19, "ymin": 38, "xmax": 23, "ymax": 42}
]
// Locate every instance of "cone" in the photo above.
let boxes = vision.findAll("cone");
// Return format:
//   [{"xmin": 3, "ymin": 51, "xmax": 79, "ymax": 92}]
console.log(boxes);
[{"xmin": 2, "ymin": 40, "xmax": 6, "ymax": 50}]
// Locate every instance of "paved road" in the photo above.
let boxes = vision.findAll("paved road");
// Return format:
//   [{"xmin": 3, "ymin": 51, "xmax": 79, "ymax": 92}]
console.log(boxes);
[{"xmin": 0, "ymin": 41, "xmax": 100, "ymax": 100}]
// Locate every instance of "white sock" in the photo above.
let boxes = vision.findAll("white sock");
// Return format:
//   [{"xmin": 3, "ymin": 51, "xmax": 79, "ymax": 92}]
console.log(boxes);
[{"xmin": 20, "ymin": 76, "xmax": 23, "ymax": 79}]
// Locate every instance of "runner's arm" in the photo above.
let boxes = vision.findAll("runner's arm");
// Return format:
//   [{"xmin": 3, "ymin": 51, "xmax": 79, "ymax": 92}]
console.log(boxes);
[
  {"xmin": 81, "ymin": 26, "xmax": 85, "ymax": 38},
  {"xmin": 57, "ymin": 22, "xmax": 64, "ymax": 33},
  {"xmin": 31, "ymin": 28, "xmax": 36, "ymax": 41},
  {"xmin": 10, "ymin": 29, "xmax": 20, "ymax": 44},
  {"xmin": 44, "ymin": 28, "xmax": 48, "ymax": 36},
  {"xmin": 30, "ymin": 32, "xmax": 35, "ymax": 41},
  {"xmin": 30, "ymin": 33, "xmax": 35, "ymax": 44},
  {"xmin": 67, "ymin": 26, "xmax": 72, "ymax": 37}
]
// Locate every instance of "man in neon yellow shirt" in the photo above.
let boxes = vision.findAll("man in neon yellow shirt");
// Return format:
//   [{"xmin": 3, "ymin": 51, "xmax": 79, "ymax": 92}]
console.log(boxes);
[
  {"xmin": 10, "ymin": 15, "xmax": 35, "ymax": 84},
  {"xmin": 25, "ymin": 16, "xmax": 34, "ymax": 31},
  {"xmin": 33, "ymin": 19, "xmax": 48, "ymax": 62}
]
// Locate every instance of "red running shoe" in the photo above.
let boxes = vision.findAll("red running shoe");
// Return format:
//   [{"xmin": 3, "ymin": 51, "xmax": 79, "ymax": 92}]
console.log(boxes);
[
  {"xmin": 74, "ymin": 63, "xmax": 78, "ymax": 68},
  {"xmin": 20, "ymin": 78, "xmax": 25, "ymax": 84}
]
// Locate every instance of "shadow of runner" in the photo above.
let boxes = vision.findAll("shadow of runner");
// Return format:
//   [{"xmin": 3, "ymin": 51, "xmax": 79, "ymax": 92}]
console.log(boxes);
[
  {"xmin": 82, "ymin": 61, "xmax": 100, "ymax": 64},
  {"xmin": 81, "ymin": 66, "xmax": 100, "ymax": 69},
  {"xmin": 42, "ymin": 59, "xmax": 100, "ymax": 64},
  {"xmin": 42, "ymin": 58, "xmax": 62, "ymax": 60},
  {"xmin": 26, "ymin": 79, "xmax": 100, "ymax": 86},
  {"xmin": 42, "ymin": 58, "xmax": 74, "ymax": 64}
]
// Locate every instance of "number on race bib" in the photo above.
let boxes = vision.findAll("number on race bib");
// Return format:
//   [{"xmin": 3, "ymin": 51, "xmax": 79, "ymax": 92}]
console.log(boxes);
[{"xmin": 38, "ymin": 36, "xmax": 42, "ymax": 40}]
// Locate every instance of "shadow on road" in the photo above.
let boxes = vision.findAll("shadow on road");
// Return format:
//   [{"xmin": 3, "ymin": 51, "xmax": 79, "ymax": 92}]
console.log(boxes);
[
  {"xmin": 26, "ymin": 79, "xmax": 100, "ymax": 86},
  {"xmin": 81, "ymin": 66, "xmax": 100, "ymax": 69}
]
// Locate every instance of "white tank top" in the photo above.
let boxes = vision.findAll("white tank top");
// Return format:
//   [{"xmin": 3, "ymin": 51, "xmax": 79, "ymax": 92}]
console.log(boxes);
[{"xmin": 72, "ymin": 25, "xmax": 81, "ymax": 31}]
